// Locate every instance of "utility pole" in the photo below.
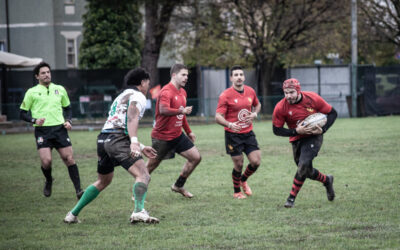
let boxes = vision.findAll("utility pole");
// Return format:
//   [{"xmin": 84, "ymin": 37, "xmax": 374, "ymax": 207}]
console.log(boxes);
[
  {"xmin": 351, "ymin": 0, "xmax": 358, "ymax": 117},
  {"xmin": 5, "ymin": 0, "xmax": 11, "ymax": 52}
]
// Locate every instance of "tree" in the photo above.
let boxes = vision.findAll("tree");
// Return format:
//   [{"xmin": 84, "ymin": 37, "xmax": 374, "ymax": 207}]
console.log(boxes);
[
  {"xmin": 141, "ymin": 0, "xmax": 184, "ymax": 87},
  {"xmin": 163, "ymin": 0, "xmax": 252, "ymax": 69},
  {"xmin": 359, "ymin": 0, "xmax": 400, "ymax": 65},
  {"xmin": 79, "ymin": 0, "xmax": 142, "ymax": 69},
  {"xmin": 360, "ymin": 0, "xmax": 400, "ymax": 48},
  {"xmin": 222, "ymin": 0, "xmax": 347, "ymax": 99}
]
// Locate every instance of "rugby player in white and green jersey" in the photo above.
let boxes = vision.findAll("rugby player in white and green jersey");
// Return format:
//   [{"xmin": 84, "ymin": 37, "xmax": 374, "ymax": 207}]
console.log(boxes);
[
  {"xmin": 64, "ymin": 68, "xmax": 159, "ymax": 224},
  {"xmin": 20, "ymin": 62, "xmax": 83, "ymax": 199}
]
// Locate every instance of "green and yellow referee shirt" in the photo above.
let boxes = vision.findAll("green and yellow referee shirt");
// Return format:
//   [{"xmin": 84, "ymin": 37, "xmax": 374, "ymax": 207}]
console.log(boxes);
[{"xmin": 20, "ymin": 83, "xmax": 71, "ymax": 127}]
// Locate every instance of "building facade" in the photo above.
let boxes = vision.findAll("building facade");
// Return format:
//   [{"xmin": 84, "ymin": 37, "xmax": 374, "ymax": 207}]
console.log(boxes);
[{"xmin": 0, "ymin": 0, "xmax": 86, "ymax": 69}]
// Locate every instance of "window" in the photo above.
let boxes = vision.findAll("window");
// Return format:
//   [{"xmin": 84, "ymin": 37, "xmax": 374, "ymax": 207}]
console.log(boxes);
[
  {"xmin": 66, "ymin": 39, "xmax": 75, "ymax": 67},
  {"xmin": 0, "ymin": 41, "xmax": 5, "ymax": 51},
  {"xmin": 64, "ymin": 0, "xmax": 75, "ymax": 15},
  {"xmin": 60, "ymin": 31, "xmax": 81, "ymax": 68}
]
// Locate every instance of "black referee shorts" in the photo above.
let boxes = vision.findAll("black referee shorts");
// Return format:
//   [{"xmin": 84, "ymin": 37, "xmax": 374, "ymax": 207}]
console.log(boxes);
[
  {"xmin": 225, "ymin": 130, "xmax": 259, "ymax": 157},
  {"xmin": 34, "ymin": 124, "xmax": 72, "ymax": 149}
]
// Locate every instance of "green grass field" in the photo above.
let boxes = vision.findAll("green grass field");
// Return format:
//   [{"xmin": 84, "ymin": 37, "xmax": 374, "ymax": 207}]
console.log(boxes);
[{"xmin": 0, "ymin": 116, "xmax": 399, "ymax": 249}]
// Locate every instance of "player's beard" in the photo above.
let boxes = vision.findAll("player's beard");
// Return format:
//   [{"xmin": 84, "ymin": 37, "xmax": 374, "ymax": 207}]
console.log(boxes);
[
  {"xmin": 42, "ymin": 79, "xmax": 51, "ymax": 86},
  {"xmin": 286, "ymin": 93, "xmax": 300, "ymax": 104},
  {"xmin": 233, "ymin": 80, "xmax": 243, "ymax": 89},
  {"xmin": 286, "ymin": 98, "xmax": 296, "ymax": 104}
]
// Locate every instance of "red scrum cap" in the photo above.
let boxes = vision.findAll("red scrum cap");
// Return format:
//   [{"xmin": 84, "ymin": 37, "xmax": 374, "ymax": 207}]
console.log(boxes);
[{"xmin": 282, "ymin": 78, "xmax": 301, "ymax": 94}]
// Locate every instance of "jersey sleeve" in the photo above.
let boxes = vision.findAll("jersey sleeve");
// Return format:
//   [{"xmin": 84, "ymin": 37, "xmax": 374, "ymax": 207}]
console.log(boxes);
[
  {"xmin": 272, "ymin": 101, "xmax": 286, "ymax": 127},
  {"xmin": 20, "ymin": 89, "xmax": 33, "ymax": 111},
  {"xmin": 60, "ymin": 86, "xmax": 71, "ymax": 107},
  {"xmin": 216, "ymin": 92, "xmax": 227, "ymax": 114},
  {"xmin": 159, "ymin": 89, "xmax": 172, "ymax": 109},
  {"xmin": 129, "ymin": 92, "xmax": 147, "ymax": 114},
  {"xmin": 252, "ymin": 89, "xmax": 259, "ymax": 107}
]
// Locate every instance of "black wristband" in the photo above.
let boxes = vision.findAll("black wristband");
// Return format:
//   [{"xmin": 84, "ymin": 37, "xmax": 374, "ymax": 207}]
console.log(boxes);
[{"xmin": 66, "ymin": 119, "xmax": 72, "ymax": 125}]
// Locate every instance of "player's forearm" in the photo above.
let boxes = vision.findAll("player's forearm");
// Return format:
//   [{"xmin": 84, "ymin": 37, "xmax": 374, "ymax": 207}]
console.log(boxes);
[
  {"xmin": 159, "ymin": 103, "xmax": 182, "ymax": 116},
  {"xmin": 20, "ymin": 109, "xmax": 36, "ymax": 124},
  {"xmin": 321, "ymin": 107, "xmax": 337, "ymax": 133},
  {"xmin": 182, "ymin": 116, "xmax": 192, "ymax": 134},
  {"xmin": 215, "ymin": 113, "xmax": 229, "ymax": 127},
  {"xmin": 273, "ymin": 125, "xmax": 298, "ymax": 137},
  {"xmin": 127, "ymin": 105, "xmax": 140, "ymax": 139},
  {"xmin": 253, "ymin": 103, "xmax": 261, "ymax": 114},
  {"xmin": 63, "ymin": 105, "xmax": 72, "ymax": 123}
]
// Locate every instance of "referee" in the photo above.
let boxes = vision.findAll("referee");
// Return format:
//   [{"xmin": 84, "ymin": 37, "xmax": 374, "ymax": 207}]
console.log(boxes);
[{"xmin": 20, "ymin": 62, "xmax": 83, "ymax": 199}]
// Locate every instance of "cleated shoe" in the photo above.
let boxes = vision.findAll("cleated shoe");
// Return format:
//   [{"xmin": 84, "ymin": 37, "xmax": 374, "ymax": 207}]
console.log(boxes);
[
  {"xmin": 171, "ymin": 184, "xmax": 193, "ymax": 198},
  {"xmin": 130, "ymin": 209, "xmax": 159, "ymax": 224},
  {"xmin": 233, "ymin": 192, "xmax": 246, "ymax": 199},
  {"xmin": 63, "ymin": 211, "xmax": 80, "ymax": 224},
  {"xmin": 284, "ymin": 197, "xmax": 295, "ymax": 208},
  {"xmin": 324, "ymin": 175, "xmax": 335, "ymax": 201},
  {"xmin": 241, "ymin": 181, "xmax": 252, "ymax": 196},
  {"xmin": 76, "ymin": 189, "xmax": 84, "ymax": 200},
  {"xmin": 43, "ymin": 179, "xmax": 53, "ymax": 197}
]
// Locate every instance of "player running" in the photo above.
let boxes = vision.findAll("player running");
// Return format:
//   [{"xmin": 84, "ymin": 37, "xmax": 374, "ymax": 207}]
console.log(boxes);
[
  {"xmin": 64, "ymin": 68, "xmax": 159, "ymax": 224},
  {"xmin": 272, "ymin": 78, "xmax": 337, "ymax": 208},
  {"xmin": 215, "ymin": 65, "xmax": 261, "ymax": 199},
  {"xmin": 146, "ymin": 64, "xmax": 201, "ymax": 198}
]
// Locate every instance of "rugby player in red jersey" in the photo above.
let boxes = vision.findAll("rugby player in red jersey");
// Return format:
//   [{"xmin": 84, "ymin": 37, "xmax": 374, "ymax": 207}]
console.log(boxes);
[
  {"xmin": 215, "ymin": 65, "xmax": 261, "ymax": 199},
  {"xmin": 272, "ymin": 78, "xmax": 337, "ymax": 208},
  {"xmin": 146, "ymin": 64, "xmax": 201, "ymax": 198}
]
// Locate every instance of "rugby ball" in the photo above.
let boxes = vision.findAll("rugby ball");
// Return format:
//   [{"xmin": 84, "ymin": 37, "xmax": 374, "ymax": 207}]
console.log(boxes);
[{"xmin": 302, "ymin": 112, "xmax": 327, "ymax": 128}]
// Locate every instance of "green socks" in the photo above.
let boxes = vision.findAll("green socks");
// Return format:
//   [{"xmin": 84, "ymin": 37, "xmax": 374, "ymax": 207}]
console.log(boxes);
[
  {"xmin": 71, "ymin": 185, "xmax": 100, "ymax": 216},
  {"xmin": 133, "ymin": 182, "xmax": 148, "ymax": 212}
]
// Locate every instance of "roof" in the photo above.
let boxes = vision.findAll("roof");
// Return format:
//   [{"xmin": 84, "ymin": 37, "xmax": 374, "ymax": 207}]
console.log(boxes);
[{"xmin": 0, "ymin": 51, "xmax": 42, "ymax": 67}]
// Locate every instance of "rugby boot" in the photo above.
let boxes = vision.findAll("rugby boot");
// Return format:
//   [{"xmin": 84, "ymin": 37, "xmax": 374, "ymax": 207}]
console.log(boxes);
[
  {"xmin": 171, "ymin": 184, "xmax": 193, "ymax": 198},
  {"xmin": 130, "ymin": 209, "xmax": 159, "ymax": 224},
  {"xmin": 63, "ymin": 211, "xmax": 80, "ymax": 224},
  {"xmin": 284, "ymin": 197, "xmax": 295, "ymax": 208},
  {"xmin": 43, "ymin": 178, "xmax": 54, "ymax": 197},
  {"xmin": 233, "ymin": 192, "xmax": 246, "ymax": 199},
  {"xmin": 324, "ymin": 175, "xmax": 335, "ymax": 201},
  {"xmin": 241, "ymin": 181, "xmax": 252, "ymax": 196}
]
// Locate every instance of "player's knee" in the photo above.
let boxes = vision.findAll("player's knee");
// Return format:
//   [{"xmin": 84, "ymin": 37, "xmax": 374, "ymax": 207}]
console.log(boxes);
[
  {"xmin": 298, "ymin": 161, "xmax": 313, "ymax": 178},
  {"xmin": 250, "ymin": 159, "xmax": 261, "ymax": 167},
  {"xmin": 41, "ymin": 159, "xmax": 52, "ymax": 168},
  {"xmin": 62, "ymin": 155, "xmax": 74, "ymax": 165},
  {"xmin": 194, "ymin": 154, "xmax": 201, "ymax": 165},
  {"xmin": 142, "ymin": 173, "xmax": 151, "ymax": 184}
]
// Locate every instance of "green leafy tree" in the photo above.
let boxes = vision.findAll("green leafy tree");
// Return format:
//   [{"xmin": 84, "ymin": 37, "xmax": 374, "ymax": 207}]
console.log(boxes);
[{"xmin": 79, "ymin": 0, "xmax": 142, "ymax": 69}]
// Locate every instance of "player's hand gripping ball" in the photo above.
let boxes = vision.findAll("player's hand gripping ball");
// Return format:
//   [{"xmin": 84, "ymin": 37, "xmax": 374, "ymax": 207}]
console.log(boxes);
[{"xmin": 302, "ymin": 112, "xmax": 327, "ymax": 129}]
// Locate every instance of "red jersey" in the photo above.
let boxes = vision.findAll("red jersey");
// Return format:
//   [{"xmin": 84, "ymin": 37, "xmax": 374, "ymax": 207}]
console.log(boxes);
[
  {"xmin": 216, "ymin": 85, "xmax": 259, "ymax": 134},
  {"xmin": 151, "ymin": 82, "xmax": 191, "ymax": 141},
  {"xmin": 272, "ymin": 91, "xmax": 332, "ymax": 142}
]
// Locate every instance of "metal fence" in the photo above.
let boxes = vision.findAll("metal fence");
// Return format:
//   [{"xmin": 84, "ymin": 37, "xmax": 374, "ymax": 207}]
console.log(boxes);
[{"xmin": 3, "ymin": 96, "xmax": 286, "ymax": 122}]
